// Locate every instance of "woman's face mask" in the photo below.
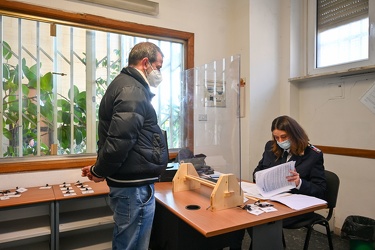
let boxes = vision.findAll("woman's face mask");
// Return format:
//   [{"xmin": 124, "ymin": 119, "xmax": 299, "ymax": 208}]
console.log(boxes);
[
  {"xmin": 147, "ymin": 62, "xmax": 163, "ymax": 88},
  {"xmin": 277, "ymin": 139, "xmax": 291, "ymax": 150}
]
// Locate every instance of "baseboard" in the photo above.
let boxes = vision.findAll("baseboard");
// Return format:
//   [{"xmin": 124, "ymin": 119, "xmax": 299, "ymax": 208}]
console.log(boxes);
[
  {"xmin": 334, "ymin": 226, "xmax": 341, "ymax": 236},
  {"xmin": 312, "ymin": 208, "xmax": 342, "ymax": 237}
]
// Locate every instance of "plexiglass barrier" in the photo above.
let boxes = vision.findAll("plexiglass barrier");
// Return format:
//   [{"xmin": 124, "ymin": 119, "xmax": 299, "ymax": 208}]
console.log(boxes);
[{"xmin": 180, "ymin": 54, "xmax": 241, "ymax": 180}]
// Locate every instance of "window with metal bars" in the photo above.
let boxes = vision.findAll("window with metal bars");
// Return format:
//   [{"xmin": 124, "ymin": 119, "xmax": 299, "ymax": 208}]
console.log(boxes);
[{"xmin": 0, "ymin": 14, "xmax": 184, "ymax": 158}]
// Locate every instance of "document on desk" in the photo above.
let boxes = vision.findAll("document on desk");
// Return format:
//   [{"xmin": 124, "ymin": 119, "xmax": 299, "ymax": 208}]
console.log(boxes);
[
  {"xmin": 254, "ymin": 161, "xmax": 296, "ymax": 198},
  {"xmin": 240, "ymin": 182, "xmax": 265, "ymax": 200},
  {"xmin": 240, "ymin": 183, "xmax": 327, "ymax": 210},
  {"xmin": 271, "ymin": 193, "xmax": 327, "ymax": 210}
]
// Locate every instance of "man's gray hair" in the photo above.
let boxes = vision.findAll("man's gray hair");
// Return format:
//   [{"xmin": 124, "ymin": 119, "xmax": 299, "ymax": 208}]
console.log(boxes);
[{"xmin": 128, "ymin": 42, "xmax": 163, "ymax": 65}]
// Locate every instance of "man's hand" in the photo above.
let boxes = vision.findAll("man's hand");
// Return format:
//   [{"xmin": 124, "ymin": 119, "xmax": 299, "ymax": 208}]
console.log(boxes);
[
  {"xmin": 81, "ymin": 166, "xmax": 91, "ymax": 177},
  {"xmin": 81, "ymin": 165, "xmax": 105, "ymax": 183}
]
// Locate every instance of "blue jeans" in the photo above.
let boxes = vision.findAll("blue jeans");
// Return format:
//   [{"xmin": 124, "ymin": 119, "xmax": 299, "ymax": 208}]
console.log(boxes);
[{"xmin": 108, "ymin": 184, "xmax": 155, "ymax": 250}]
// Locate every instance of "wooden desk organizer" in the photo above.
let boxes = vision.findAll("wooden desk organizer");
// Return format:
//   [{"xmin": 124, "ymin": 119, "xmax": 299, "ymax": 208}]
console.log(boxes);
[{"xmin": 172, "ymin": 163, "xmax": 243, "ymax": 211}]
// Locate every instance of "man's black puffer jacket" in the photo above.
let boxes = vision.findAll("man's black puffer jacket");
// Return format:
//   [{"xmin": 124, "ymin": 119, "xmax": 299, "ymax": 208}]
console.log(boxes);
[{"xmin": 91, "ymin": 67, "xmax": 168, "ymax": 187}]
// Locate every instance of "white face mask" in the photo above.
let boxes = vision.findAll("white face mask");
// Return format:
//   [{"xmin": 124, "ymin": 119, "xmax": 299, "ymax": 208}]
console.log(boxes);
[
  {"xmin": 147, "ymin": 62, "xmax": 163, "ymax": 88},
  {"xmin": 277, "ymin": 139, "xmax": 291, "ymax": 150}
]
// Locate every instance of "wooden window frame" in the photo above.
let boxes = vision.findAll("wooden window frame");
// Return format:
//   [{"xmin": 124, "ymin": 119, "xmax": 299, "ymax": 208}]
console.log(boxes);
[{"xmin": 0, "ymin": 0, "xmax": 193, "ymax": 173}]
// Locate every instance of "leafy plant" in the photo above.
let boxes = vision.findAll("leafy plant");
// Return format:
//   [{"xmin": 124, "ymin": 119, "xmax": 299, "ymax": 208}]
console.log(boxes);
[
  {"xmin": 56, "ymin": 85, "xmax": 87, "ymax": 154},
  {"xmin": 2, "ymin": 40, "xmax": 181, "ymax": 157},
  {"xmin": 1, "ymin": 41, "xmax": 87, "ymax": 156}
]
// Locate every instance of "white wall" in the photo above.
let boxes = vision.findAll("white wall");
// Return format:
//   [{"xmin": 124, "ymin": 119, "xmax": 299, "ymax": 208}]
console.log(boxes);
[
  {"xmin": 298, "ymin": 76, "xmax": 375, "ymax": 229},
  {"xmin": 248, "ymin": 0, "xmax": 288, "ymax": 176}
]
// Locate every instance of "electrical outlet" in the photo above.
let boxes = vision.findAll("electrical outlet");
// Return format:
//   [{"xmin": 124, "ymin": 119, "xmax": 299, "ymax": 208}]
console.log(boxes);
[{"xmin": 198, "ymin": 114, "xmax": 207, "ymax": 121}]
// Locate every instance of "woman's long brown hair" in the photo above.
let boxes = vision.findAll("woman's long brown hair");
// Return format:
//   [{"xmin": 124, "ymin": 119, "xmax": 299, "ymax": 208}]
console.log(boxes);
[{"xmin": 271, "ymin": 115, "xmax": 309, "ymax": 159}]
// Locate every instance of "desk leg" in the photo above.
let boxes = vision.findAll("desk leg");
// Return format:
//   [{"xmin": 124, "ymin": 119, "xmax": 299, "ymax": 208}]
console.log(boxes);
[
  {"xmin": 55, "ymin": 201, "xmax": 60, "ymax": 250},
  {"xmin": 251, "ymin": 220, "xmax": 283, "ymax": 250},
  {"xmin": 50, "ymin": 202, "xmax": 55, "ymax": 250}
]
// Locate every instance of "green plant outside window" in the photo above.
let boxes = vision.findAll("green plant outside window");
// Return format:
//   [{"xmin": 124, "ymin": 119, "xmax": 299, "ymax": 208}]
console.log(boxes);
[{"xmin": 1, "ymin": 15, "xmax": 184, "ymax": 158}]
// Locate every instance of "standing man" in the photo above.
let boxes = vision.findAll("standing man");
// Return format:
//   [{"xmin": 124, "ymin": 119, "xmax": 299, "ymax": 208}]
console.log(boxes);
[{"xmin": 81, "ymin": 42, "xmax": 168, "ymax": 250}]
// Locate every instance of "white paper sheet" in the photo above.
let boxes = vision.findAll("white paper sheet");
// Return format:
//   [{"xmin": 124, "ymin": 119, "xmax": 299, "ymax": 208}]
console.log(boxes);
[
  {"xmin": 254, "ymin": 161, "xmax": 296, "ymax": 198},
  {"xmin": 271, "ymin": 193, "xmax": 327, "ymax": 210}
]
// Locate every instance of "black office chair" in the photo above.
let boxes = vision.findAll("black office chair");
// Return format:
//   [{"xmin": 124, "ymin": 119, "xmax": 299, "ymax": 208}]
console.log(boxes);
[{"xmin": 282, "ymin": 170, "xmax": 340, "ymax": 250}]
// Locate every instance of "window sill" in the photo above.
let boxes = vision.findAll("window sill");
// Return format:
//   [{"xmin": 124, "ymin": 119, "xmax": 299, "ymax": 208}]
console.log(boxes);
[
  {"xmin": 289, "ymin": 65, "xmax": 375, "ymax": 83},
  {"xmin": 0, "ymin": 154, "xmax": 97, "ymax": 174},
  {"xmin": 0, "ymin": 151, "xmax": 180, "ymax": 174}
]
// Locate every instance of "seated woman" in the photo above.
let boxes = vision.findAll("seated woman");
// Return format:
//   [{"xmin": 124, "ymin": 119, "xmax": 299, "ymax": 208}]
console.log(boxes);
[{"xmin": 228, "ymin": 115, "xmax": 326, "ymax": 250}]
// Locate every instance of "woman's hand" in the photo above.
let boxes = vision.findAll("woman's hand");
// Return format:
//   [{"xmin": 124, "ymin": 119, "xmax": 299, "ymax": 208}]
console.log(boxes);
[{"xmin": 286, "ymin": 169, "xmax": 300, "ymax": 187}]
